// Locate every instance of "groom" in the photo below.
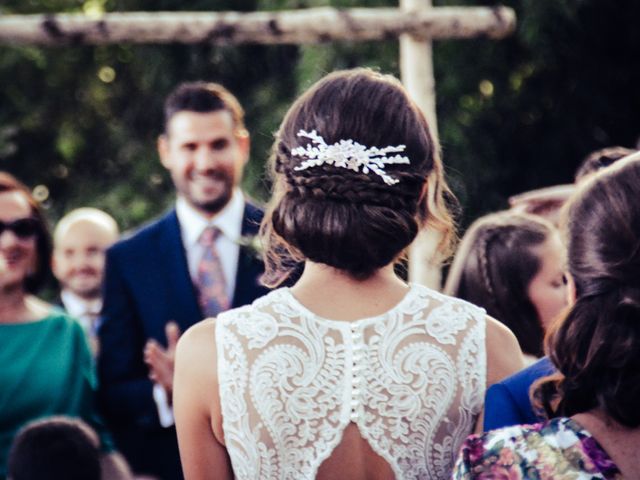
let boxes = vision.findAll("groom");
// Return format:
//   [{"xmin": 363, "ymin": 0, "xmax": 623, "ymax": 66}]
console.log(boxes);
[{"xmin": 97, "ymin": 82, "xmax": 269, "ymax": 479}]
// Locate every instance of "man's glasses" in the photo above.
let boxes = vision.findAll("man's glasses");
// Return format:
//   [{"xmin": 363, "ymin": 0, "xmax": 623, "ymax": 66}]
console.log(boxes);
[{"xmin": 0, "ymin": 218, "xmax": 39, "ymax": 239}]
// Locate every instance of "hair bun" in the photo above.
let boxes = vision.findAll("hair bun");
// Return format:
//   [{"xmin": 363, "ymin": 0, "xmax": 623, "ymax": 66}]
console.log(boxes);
[{"xmin": 261, "ymin": 68, "xmax": 456, "ymax": 285}]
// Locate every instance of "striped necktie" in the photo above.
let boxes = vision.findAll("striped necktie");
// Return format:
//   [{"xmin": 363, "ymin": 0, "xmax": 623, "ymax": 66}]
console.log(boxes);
[{"xmin": 196, "ymin": 226, "xmax": 230, "ymax": 317}]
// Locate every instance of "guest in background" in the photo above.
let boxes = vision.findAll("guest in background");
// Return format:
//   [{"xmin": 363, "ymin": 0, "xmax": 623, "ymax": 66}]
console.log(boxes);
[
  {"xmin": 483, "ymin": 148, "xmax": 640, "ymax": 431},
  {"xmin": 507, "ymin": 183, "xmax": 574, "ymax": 227},
  {"xmin": 573, "ymin": 145, "xmax": 635, "ymax": 182},
  {"xmin": 0, "ymin": 172, "xmax": 129, "ymax": 480},
  {"xmin": 444, "ymin": 211, "xmax": 567, "ymax": 364},
  {"xmin": 98, "ymin": 82, "xmax": 269, "ymax": 479},
  {"xmin": 454, "ymin": 155, "xmax": 640, "ymax": 478},
  {"xmin": 508, "ymin": 145, "xmax": 636, "ymax": 226},
  {"xmin": 52, "ymin": 208, "xmax": 119, "ymax": 354},
  {"xmin": 7, "ymin": 416, "xmax": 102, "ymax": 480}
]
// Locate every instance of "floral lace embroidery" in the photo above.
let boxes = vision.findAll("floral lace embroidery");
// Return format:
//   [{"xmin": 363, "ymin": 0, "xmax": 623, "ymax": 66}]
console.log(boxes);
[{"xmin": 216, "ymin": 284, "xmax": 486, "ymax": 479}]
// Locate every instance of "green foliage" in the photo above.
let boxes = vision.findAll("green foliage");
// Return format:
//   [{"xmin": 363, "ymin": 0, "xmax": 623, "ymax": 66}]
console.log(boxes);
[
  {"xmin": 1, "ymin": 0, "xmax": 639, "ymax": 234},
  {"xmin": 1, "ymin": 0, "xmax": 298, "ymax": 230},
  {"xmin": 435, "ymin": 0, "xmax": 640, "ymax": 224}
]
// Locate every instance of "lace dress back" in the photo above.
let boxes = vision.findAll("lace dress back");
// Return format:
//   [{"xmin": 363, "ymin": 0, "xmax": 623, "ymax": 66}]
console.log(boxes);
[{"xmin": 216, "ymin": 283, "xmax": 486, "ymax": 479}]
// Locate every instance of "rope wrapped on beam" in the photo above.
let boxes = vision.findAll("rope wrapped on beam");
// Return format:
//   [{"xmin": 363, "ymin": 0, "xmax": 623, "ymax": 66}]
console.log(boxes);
[{"xmin": 0, "ymin": 6, "xmax": 515, "ymax": 46}]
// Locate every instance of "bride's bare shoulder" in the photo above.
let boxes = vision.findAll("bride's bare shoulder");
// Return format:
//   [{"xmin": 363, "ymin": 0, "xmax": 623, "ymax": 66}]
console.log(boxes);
[{"xmin": 176, "ymin": 318, "xmax": 218, "ymax": 369}]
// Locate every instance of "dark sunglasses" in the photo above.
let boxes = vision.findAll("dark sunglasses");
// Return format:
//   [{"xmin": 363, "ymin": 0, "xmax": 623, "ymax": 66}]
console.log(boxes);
[{"xmin": 0, "ymin": 218, "xmax": 39, "ymax": 239}]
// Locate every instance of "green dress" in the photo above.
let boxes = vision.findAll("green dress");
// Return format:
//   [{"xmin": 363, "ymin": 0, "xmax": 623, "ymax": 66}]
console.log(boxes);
[{"xmin": 0, "ymin": 311, "xmax": 112, "ymax": 479}]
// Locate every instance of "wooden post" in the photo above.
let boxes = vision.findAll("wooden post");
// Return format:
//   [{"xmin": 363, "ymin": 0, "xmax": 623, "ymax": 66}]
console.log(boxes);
[{"xmin": 400, "ymin": 0, "xmax": 445, "ymax": 289}]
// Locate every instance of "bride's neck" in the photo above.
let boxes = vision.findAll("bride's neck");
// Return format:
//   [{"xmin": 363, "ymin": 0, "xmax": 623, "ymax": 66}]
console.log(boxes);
[
  {"xmin": 289, "ymin": 262, "xmax": 409, "ymax": 321},
  {"xmin": 296, "ymin": 261, "xmax": 402, "ymax": 288}
]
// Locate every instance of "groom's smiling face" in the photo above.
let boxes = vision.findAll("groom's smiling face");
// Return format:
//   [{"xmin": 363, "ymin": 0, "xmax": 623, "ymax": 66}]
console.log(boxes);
[{"xmin": 159, "ymin": 109, "xmax": 249, "ymax": 217}]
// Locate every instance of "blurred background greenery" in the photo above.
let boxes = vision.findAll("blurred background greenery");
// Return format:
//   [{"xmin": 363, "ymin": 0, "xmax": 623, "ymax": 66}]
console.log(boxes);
[{"xmin": 1, "ymin": 0, "xmax": 639, "ymax": 232}]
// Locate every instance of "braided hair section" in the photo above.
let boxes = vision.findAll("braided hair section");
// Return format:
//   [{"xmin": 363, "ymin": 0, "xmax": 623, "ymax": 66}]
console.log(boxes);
[{"xmin": 260, "ymin": 68, "xmax": 456, "ymax": 286}]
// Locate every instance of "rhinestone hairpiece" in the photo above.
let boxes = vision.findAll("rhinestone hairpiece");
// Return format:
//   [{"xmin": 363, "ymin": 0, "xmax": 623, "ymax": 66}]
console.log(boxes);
[{"xmin": 291, "ymin": 130, "xmax": 410, "ymax": 186}]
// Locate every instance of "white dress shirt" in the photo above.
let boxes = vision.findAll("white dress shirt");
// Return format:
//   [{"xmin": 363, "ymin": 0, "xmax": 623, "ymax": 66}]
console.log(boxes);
[
  {"xmin": 175, "ymin": 189, "xmax": 245, "ymax": 301},
  {"xmin": 60, "ymin": 289, "xmax": 102, "ymax": 336}
]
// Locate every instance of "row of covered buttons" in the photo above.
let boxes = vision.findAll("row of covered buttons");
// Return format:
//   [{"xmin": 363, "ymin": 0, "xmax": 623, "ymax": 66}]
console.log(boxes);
[{"xmin": 350, "ymin": 323, "xmax": 363, "ymax": 421}]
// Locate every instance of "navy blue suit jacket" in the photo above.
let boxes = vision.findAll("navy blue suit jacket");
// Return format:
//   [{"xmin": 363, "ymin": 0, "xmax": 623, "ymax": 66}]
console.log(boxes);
[
  {"xmin": 97, "ymin": 203, "xmax": 268, "ymax": 478},
  {"xmin": 483, "ymin": 356, "xmax": 555, "ymax": 431}
]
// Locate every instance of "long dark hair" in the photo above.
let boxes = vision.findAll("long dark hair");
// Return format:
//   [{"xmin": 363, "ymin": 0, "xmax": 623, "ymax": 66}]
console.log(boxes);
[
  {"xmin": 444, "ymin": 211, "xmax": 557, "ymax": 357},
  {"xmin": 536, "ymin": 156, "xmax": 640, "ymax": 427},
  {"xmin": 260, "ymin": 68, "xmax": 456, "ymax": 287},
  {"xmin": 0, "ymin": 172, "xmax": 52, "ymax": 294}
]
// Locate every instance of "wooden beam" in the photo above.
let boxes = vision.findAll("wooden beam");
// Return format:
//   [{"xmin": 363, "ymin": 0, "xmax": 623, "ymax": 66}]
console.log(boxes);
[{"xmin": 0, "ymin": 7, "xmax": 515, "ymax": 46}]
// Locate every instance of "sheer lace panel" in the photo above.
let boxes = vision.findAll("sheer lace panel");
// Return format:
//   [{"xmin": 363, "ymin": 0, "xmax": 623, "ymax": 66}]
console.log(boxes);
[{"xmin": 216, "ymin": 284, "xmax": 486, "ymax": 480}]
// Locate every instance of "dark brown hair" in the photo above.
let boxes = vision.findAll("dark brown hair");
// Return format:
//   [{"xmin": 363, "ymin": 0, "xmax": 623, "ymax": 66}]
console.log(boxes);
[
  {"xmin": 574, "ymin": 146, "xmax": 636, "ymax": 183},
  {"xmin": 537, "ymin": 157, "xmax": 640, "ymax": 427},
  {"xmin": 0, "ymin": 172, "xmax": 52, "ymax": 293},
  {"xmin": 163, "ymin": 81, "xmax": 246, "ymax": 134},
  {"xmin": 444, "ymin": 211, "xmax": 558, "ymax": 357},
  {"xmin": 8, "ymin": 416, "xmax": 101, "ymax": 480},
  {"xmin": 261, "ymin": 68, "xmax": 456, "ymax": 286}
]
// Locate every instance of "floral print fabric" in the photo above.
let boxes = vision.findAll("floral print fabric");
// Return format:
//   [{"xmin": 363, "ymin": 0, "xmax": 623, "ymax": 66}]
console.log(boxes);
[{"xmin": 452, "ymin": 417, "xmax": 621, "ymax": 479}]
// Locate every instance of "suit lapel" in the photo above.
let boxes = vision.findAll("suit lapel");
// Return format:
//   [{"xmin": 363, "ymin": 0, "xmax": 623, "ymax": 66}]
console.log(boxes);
[
  {"xmin": 158, "ymin": 211, "xmax": 203, "ymax": 330},
  {"xmin": 232, "ymin": 203, "xmax": 265, "ymax": 308}
]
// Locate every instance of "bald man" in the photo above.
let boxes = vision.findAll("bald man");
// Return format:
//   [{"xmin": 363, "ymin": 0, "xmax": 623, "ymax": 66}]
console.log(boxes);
[{"xmin": 53, "ymin": 208, "xmax": 119, "ymax": 353}]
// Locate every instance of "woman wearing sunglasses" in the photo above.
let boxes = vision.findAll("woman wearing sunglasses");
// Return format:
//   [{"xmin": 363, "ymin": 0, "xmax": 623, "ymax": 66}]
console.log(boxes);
[{"xmin": 0, "ymin": 172, "xmax": 130, "ymax": 479}]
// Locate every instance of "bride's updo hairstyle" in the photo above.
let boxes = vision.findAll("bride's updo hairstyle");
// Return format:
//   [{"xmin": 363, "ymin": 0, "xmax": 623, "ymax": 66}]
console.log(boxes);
[
  {"xmin": 261, "ymin": 68, "xmax": 455, "ymax": 286},
  {"xmin": 537, "ymin": 156, "xmax": 640, "ymax": 427}
]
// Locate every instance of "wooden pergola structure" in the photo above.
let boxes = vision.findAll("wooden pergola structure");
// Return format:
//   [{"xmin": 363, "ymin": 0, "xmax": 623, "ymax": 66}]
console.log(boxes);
[{"xmin": 0, "ymin": 2, "xmax": 516, "ymax": 288}]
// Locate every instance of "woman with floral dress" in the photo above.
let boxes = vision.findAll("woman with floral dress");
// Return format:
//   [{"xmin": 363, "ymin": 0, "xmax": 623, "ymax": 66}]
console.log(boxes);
[{"xmin": 453, "ymin": 153, "xmax": 640, "ymax": 479}]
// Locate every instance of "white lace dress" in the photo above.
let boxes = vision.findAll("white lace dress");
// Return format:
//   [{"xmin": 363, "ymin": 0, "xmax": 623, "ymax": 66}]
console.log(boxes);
[{"xmin": 215, "ymin": 283, "xmax": 486, "ymax": 479}]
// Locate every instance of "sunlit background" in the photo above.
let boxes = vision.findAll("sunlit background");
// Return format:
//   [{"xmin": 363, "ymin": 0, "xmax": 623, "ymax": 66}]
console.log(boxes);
[{"xmin": 1, "ymin": 0, "xmax": 639, "ymax": 232}]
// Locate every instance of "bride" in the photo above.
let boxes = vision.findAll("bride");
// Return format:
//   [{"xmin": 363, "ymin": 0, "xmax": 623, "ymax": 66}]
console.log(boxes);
[{"xmin": 173, "ymin": 68, "xmax": 523, "ymax": 480}]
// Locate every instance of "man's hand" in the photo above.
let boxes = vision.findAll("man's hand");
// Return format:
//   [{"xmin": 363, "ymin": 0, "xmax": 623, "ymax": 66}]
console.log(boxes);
[{"xmin": 144, "ymin": 321, "xmax": 181, "ymax": 397}]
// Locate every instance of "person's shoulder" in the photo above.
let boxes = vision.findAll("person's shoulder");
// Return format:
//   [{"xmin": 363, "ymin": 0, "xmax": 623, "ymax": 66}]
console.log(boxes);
[
  {"xmin": 480, "ymin": 417, "xmax": 576, "ymax": 453},
  {"xmin": 215, "ymin": 289, "xmax": 289, "ymax": 340},
  {"xmin": 177, "ymin": 319, "xmax": 218, "ymax": 365},
  {"xmin": 485, "ymin": 316, "xmax": 525, "ymax": 386},
  {"xmin": 220, "ymin": 288, "xmax": 283, "ymax": 320},
  {"xmin": 414, "ymin": 284, "xmax": 487, "ymax": 318},
  {"xmin": 499, "ymin": 356, "xmax": 554, "ymax": 388},
  {"xmin": 244, "ymin": 199, "xmax": 264, "ymax": 217},
  {"xmin": 109, "ymin": 210, "xmax": 177, "ymax": 255},
  {"xmin": 476, "ymin": 421, "xmax": 541, "ymax": 442},
  {"xmin": 39, "ymin": 309, "xmax": 86, "ymax": 338},
  {"xmin": 457, "ymin": 422, "xmax": 549, "ymax": 473},
  {"xmin": 181, "ymin": 317, "xmax": 216, "ymax": 343},
  {"xmin": 485, "ymin": 316, "xmax": 519, "ymax": 349},
  {"xmin": 37, "ymin": 308, "xmax": 69, "ymax": 325},
  {"xmin": 242, "ymin": 199, "xmax": 265, "ymax": 229}
]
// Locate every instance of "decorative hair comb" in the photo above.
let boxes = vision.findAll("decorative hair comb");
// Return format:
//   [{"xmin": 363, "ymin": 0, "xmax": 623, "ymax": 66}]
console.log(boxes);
[{"xmin": 291, "ymin": 130, "xmax": 410, "ymax": 185}]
